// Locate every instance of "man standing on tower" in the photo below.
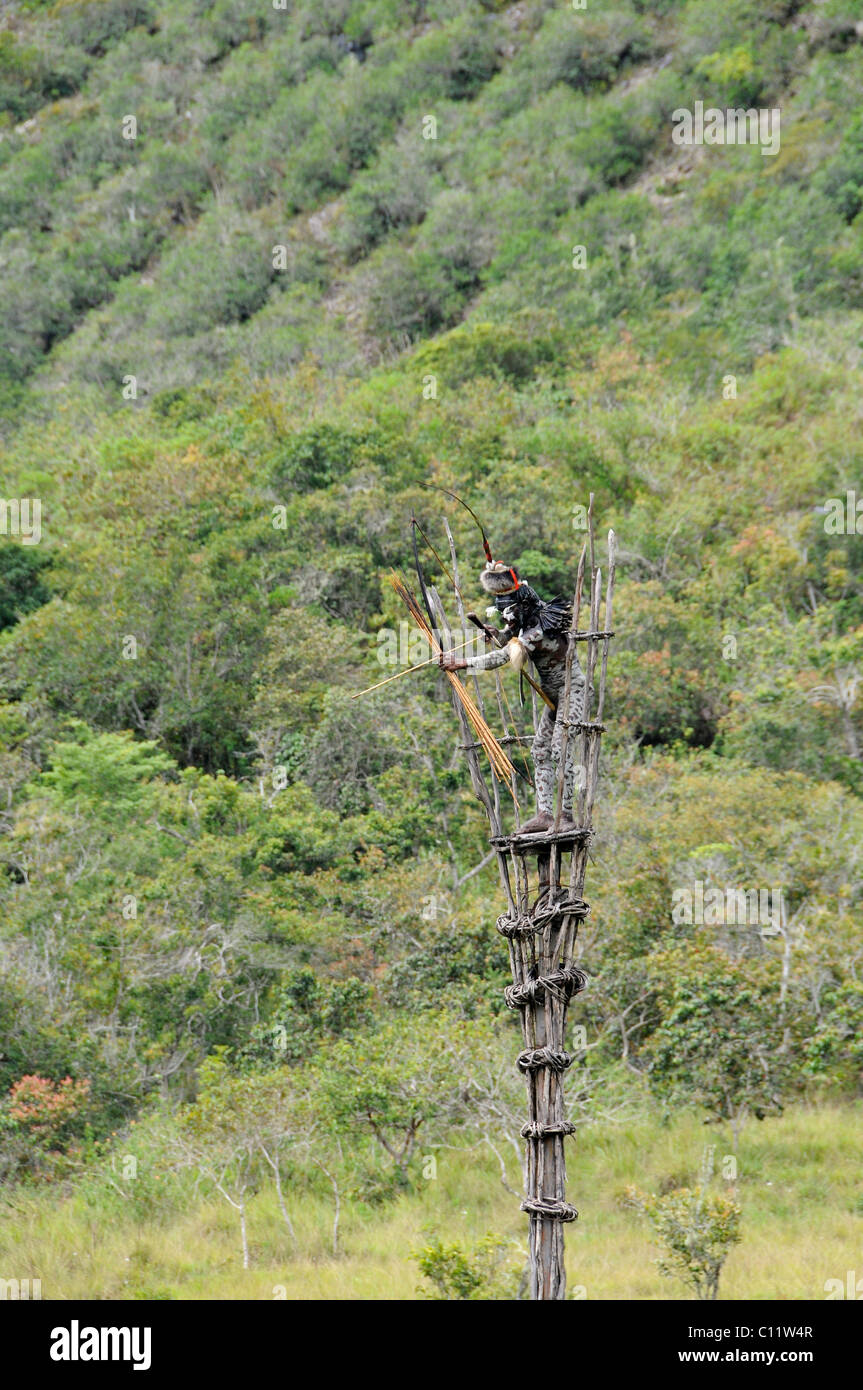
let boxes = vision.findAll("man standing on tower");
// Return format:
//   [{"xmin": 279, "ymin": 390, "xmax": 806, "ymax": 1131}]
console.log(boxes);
[{"xmin": 439, "ymin": 559, "xmax": 589, "ymax": 833}]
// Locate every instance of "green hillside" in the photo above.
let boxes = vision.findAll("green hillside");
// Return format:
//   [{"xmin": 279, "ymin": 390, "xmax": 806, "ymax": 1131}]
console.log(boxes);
[{"xmin": 0, "ymin": 0, "xmax": 861, "ymax": 1300}]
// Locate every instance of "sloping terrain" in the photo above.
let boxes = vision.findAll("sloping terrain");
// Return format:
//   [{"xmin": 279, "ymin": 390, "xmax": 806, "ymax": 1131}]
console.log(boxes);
[{"xmin": 0, "ymin": 0, "xmax": 861, "ymax": 1299}]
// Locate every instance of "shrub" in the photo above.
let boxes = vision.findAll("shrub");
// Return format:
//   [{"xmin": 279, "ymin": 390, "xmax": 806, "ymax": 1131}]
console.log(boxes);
[
  {"xmin": 56, "ymin": 0, "xmax": 156, "ymax": 57},
  {"xmin": 0, "ymin": 30, "xmax": 86, "ymax": 122},
  {"xmin": 336, "ymin": 133, "xmax": 440, "ymax": 261},
  {"xmin": 818, "ymin": 114, "xmax": 863, "ymax": 223},
  {"xmin": 366, "ymin": 189, "xmax": 495, "ymax": 342},
  {"xmin": 0, "ymin": 542, "xmax": 51, "ymax": 631},
  {"xmin": 414, "ymin": 1233, "xmax": 524, "ymax": 1300},
  {"xmin": 528, "ymin": 5, "xmax": 656, "ymax": 95},
  {"xmin": 626, "ymin": 1185, "xmax": 742, "ymax": 1301},
  {"xmin": 1, "ymin": 1074, "xmax": 92, "ymax": 1180},
  {"xmin": 411, "ymin": 320, "xmax": 558, "ymax": 387},
  {"xmin": 148, "ymin": 217, "xmax": 275, "ymax": 338},
  {"xmin": 411, "ymin": 16, "xmax": 500, "ymax": 101},
  {"xmin": 6, "ymin": 1074, "xmax": 91, "ymax": 1144},
  {"xmin": 693, "ymin": 45, "xmax": 766, "ymax": 108},
  {"xmin": 269, "ymin": 422, "xmax": 362, "ymax": 492}
]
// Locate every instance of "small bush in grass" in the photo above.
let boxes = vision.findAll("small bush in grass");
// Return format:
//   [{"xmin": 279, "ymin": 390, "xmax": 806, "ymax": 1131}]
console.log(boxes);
[
  {"xmin": 625, "ymin": 1184, "xmax": 742, "ymax": 1301},
  {"xmin": 413, "ymin": 1232, "xmax": 524, "ymax": 1301}
]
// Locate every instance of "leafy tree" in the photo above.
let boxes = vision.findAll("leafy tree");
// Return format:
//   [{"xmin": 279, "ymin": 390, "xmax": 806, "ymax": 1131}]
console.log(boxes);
[
  {"xmin": 818, "ymin": 113, "xmax": 863, "ymax": 223},
  {"xmin": 39, "ymin": 726, "xmax": 175, "ymax": 819},
  {"xmin": 646, "ymin": 946, "xmax": 790, "ymax": 1147},
  {"xmin": 318, "ymin": 1015, "xmax": 486, "ymax": 1182},
  {"xmin": 0, "ymin": 544, "xmax": 51, "ymax": 632},
  {"xmin": 243, "ymin": 967, "xmax": 372, "ymax": 1066},
  {"xmin": 174, "ymin": 1052, "xmax": 312, "ymax": 1267},
  {"xmin": 802, "ymin": 981, "xmax": 863, "ymax": 1094}
]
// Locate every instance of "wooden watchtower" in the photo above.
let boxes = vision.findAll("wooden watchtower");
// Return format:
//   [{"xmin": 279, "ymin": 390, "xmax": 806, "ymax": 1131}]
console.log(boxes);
[{"xmin": 427, "ymin": 501, "xmax": 616, "ymax": 1301}]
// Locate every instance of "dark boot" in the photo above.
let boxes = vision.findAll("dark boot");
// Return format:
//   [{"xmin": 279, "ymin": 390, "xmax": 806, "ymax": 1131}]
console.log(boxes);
[{"xmin": 547, "ymin": 811, "xmax": 577, "ymax": 834}]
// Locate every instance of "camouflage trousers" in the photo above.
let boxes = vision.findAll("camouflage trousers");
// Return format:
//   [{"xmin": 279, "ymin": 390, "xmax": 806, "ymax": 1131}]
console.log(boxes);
[{"xmin": 532, "ymin": 678, "xmax": 590, "ymax": 817}]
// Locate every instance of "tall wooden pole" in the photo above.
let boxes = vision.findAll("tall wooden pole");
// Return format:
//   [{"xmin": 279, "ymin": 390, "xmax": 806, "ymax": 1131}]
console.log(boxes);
[
  {"xmin": 431, "ymin": 508, "xmax": 616, "ymax": 1299},
  {"xmin": 495, "ymin": 513, "xmax": 614, "ymax": 1299}
]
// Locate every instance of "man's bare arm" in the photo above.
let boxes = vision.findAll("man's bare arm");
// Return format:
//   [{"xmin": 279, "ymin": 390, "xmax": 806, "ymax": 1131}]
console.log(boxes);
[{"xmin": 439, "ymin": 644, "xmax": 514, "ymax": 673}]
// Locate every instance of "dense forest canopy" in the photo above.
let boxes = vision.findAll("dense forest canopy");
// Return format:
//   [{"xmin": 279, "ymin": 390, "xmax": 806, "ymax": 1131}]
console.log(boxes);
[{"xmin": 0, "ymin": 0, "xmax": 860, "ymax": 1298}]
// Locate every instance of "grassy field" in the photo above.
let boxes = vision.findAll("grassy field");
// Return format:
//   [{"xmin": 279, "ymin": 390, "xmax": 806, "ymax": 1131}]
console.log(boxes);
[{"xmin": 2, "ymin": 1102, "xmax": 859, "ymax": 1301}]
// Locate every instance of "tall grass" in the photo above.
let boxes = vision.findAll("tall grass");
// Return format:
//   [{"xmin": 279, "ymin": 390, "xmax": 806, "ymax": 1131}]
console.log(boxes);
[{"xmin": 1, "ymin": 1103, "xmax": 859, "ymax": 1300}]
